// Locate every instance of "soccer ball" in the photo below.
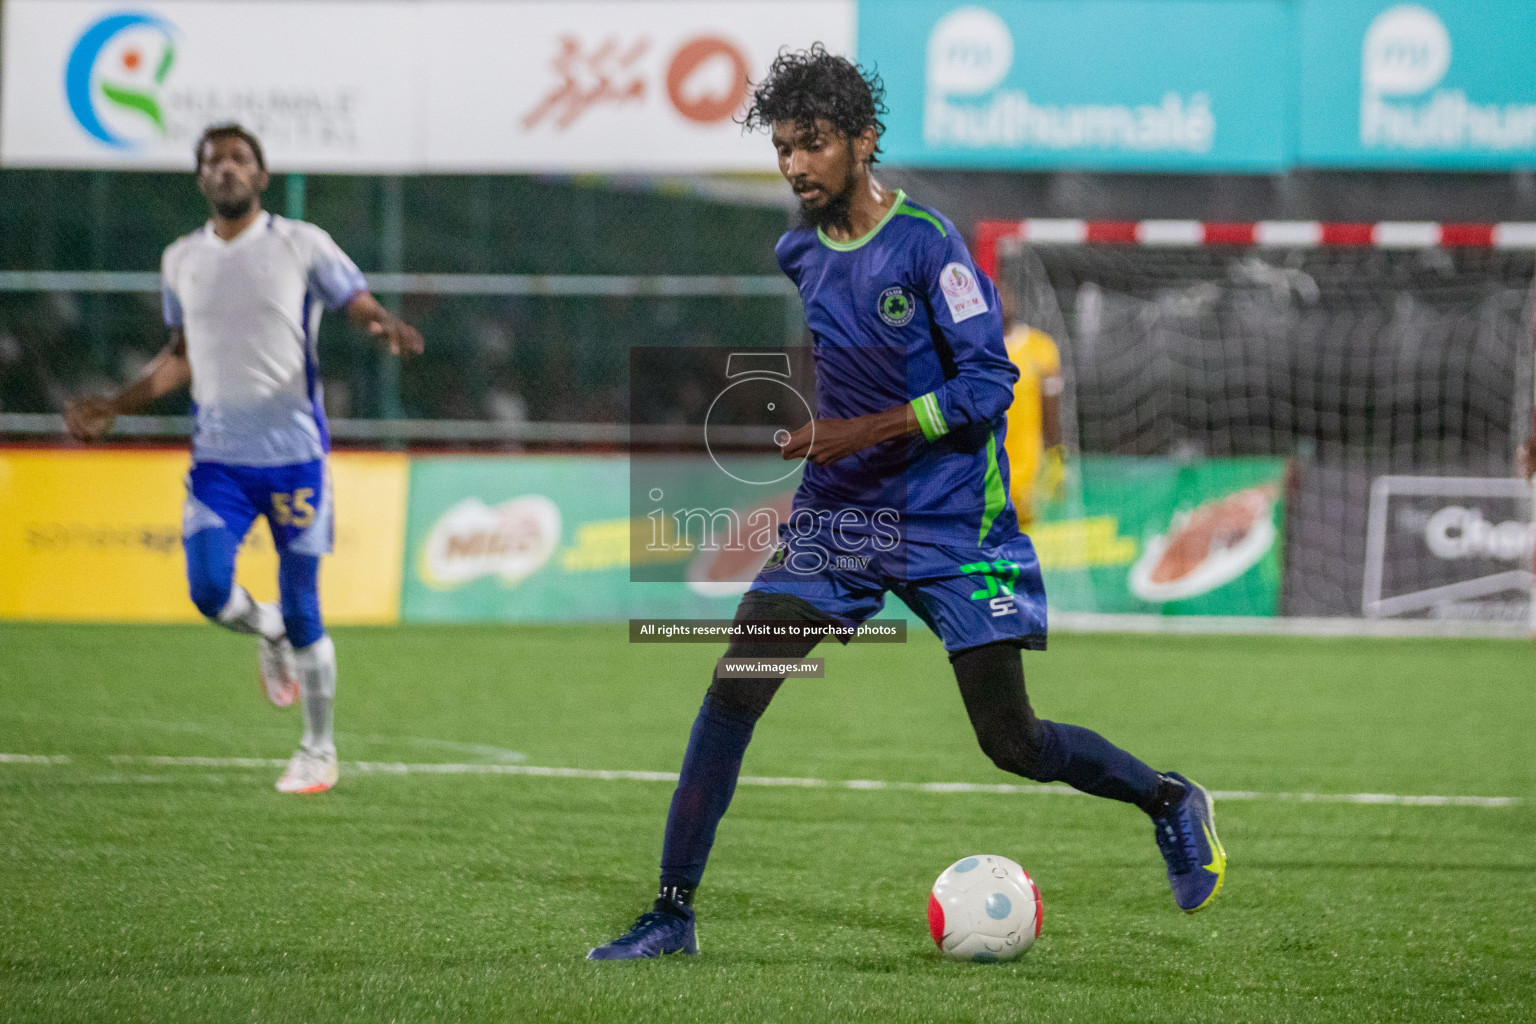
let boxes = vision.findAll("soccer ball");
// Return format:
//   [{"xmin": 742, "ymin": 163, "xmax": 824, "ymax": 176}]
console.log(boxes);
[{"xmin": 927, "ymin": 854, "xmax": 1043, "ymax": 962}]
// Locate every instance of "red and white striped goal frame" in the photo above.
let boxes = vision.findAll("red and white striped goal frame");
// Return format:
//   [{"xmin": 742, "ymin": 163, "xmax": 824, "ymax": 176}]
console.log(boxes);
[{"xmin": 972, "ymin": 218, "xmax": 1536, "ymax": 279}]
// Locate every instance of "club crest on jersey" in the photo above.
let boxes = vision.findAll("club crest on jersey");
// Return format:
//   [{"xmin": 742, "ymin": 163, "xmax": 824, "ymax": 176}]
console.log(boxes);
[
  {"xmin": 878, "ymin": 286, "xmax": 916, "ymax": 327},
  {"xmin": 940, "ymin": 262, "xmax": 988, "ymax": 323}
]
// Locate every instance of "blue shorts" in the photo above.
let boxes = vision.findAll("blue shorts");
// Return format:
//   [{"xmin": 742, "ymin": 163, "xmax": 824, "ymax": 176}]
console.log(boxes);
[
  {"xmin": 748, "ymin": 526, "xmax": 1048, "ymax": 653},
  {"xmin": 182, "ymin": 459, "xmax": 333, "ymax": 555}
]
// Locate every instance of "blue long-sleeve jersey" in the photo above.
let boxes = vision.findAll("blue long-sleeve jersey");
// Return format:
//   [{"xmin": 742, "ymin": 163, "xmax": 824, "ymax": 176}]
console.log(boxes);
[{"xmin": 775, "ymin": 190, "xmax": 1022, "ymax": 547}]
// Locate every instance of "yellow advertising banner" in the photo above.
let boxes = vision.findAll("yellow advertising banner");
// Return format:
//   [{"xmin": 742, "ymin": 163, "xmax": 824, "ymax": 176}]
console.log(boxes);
[{"xmin": 0, "ymin": 448, "xmax": 408, "ymax": 623}]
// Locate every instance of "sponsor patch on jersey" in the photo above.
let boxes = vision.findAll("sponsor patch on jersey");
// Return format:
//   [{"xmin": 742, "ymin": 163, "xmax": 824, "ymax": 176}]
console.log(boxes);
[
  {"xmin": 939, "ymin": 262, "xmax": 988, "ymax": 323},
  {"xmin": 878, "ymin": 286, "xmax": 916, "ymax": 327}
]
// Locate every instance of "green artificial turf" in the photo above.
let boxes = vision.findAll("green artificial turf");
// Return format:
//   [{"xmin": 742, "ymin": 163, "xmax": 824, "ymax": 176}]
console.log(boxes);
[{"xmin": 1, "ymin": 623, "xmax": 1532, "ymax": 1023}]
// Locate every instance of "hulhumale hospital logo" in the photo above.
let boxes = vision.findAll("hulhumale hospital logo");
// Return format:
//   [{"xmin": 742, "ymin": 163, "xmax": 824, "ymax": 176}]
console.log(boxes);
[
  {"xmin": 1361, "ymin": 4, "xmax": 1536, "ymax": 152},
  {"xmin": 922, "ymin": 4, "xmax": 1213, "ymax": 154},
  {"xmin": 65, "ymin": 11, "xmax": 178, "ymax": 149}
]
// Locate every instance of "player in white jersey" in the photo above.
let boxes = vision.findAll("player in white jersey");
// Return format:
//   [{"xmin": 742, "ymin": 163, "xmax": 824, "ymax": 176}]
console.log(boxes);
[{"xmin": 65, "ymin": 124, "xmax": 423, "ymax": 794}]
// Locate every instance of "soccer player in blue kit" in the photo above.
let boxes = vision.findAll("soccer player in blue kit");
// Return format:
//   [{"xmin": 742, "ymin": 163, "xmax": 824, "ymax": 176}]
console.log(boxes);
[
  {"xmin": 587, "ymin": 47, "xmax": 1226, "ymax": 960},
  {"xmin": 65, "ymin": 124, "xmax": 423, "ymax": 795}
]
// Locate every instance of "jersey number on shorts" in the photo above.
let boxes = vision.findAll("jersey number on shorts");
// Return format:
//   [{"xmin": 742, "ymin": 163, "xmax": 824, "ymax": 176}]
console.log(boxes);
[
  {"xmin": 959, "ymin": 559, "xmax": 1023, "ymax": 599},
  {"xmin": 960, "ymin": 560, "xmax": 1024, "ymax": 617},
  {"xmin": 270, "ymin": 488, "xmax": 317, "ymax": 528}
]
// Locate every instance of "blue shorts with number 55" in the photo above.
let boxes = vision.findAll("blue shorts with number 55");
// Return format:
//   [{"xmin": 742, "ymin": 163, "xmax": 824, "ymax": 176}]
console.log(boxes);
[
  {"xmin": 748, "ymin": 527, "xmax": 1048, "ymax": 653},
  {"xmin": 182, "ymin": 459, "xmax": 333, "ymax": 555}
]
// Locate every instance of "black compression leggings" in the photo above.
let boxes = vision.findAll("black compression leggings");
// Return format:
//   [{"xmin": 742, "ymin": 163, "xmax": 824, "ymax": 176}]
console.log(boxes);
[
  {"xmin": 704, "ymin": 595, "xmax": 1048, "ymax": 776},
  {"xmin": 691, "ymin": 594, "xmax": 1163, "ymax": 846},
  {"xmin": 703, "ymin": 591, "xmax": 825, "ymax": 721}
]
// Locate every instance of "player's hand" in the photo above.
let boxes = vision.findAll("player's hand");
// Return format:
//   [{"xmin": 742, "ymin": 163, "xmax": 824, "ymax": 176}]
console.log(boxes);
[
  {"xmin": 63, "ymin": 395, "xmax": 117, "ymax": 442},
  {"xmin": 370, "ymin": 314, "xmax": 424, "ymax": 357},
  {"xmin": 780, "ymin": 410, "xmax": 901, "ymax": 466},
  {"xmin": 1037, "ymin": 444, "xmax": 1067, "ymax": 504},
  {"xmin": 1518, "ymin": 436, "xmax": 1536, "ymax": 480}
]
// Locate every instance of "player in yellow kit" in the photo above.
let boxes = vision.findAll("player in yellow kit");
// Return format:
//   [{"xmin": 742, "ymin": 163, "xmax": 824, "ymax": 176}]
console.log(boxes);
[{"xmin": 999, "ymin": 280, "xmax": 1066, "ymax": 528}]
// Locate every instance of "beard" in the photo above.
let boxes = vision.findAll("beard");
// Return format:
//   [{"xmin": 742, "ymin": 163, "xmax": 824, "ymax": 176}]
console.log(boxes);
[
  {"xmin": 797, "ymin": 169, "xmax": 858, "ymax": 235},
  {"xmin": 210, "ymin": 194, "xmax": 256, "ymax": 220}
]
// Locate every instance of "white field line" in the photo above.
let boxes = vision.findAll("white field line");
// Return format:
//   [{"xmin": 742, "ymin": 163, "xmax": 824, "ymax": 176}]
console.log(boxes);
[
  {"xmin": 0, "ymin": 753, "xmax": 1520, "ymax": 808},
  {"xmin": 1050, "ymin": 612, "xmax": 1531, "ymax": 639},
  {"xmin": 0, "ymin": 714, "xmax": 527, "ymax": 765}
]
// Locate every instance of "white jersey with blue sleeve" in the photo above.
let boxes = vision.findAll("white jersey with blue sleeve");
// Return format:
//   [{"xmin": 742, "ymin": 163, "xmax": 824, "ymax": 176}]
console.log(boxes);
[{"xmin": 161, "ymin": 213, "xmax": 366, "ymax": 467}]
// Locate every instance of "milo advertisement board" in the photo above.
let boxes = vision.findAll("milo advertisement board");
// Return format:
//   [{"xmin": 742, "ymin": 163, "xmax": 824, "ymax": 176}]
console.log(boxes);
[
  {"xmin": 400, "ymin": 453, "xmax": 1287, "ymax": 623},
  {"xmin": 401, "ymin": 455, "xmax": 798, "ymax": 624},
  {"xmin": 1032, "ymin": 456, "xmax": 1288, "ymax": 616}
]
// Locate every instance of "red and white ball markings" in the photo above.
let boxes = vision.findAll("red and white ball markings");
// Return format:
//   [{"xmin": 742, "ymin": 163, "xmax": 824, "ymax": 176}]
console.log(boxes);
[{"xmin": 928, "ymin": 854, "xmax": 1043, "ymax": 962}]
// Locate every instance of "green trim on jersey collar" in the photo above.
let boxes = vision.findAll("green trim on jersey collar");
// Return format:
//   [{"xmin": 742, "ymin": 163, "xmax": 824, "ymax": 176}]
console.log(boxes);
[
  {"xmin": 895, "ymin": 202, "xmax": 946, "ymax": 237},
  {"xmin": 816, "ymin": 189, "xmax": 907, "ymax": 251}
]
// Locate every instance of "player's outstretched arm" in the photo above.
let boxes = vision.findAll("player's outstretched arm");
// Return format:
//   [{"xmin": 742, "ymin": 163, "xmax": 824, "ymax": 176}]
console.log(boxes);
[
  {"xmin": 64, "ymin": 329, "xmax": 191, "ymax": 442},
  {"xmin": 780, "ymin": 403, "xmax": 919, "ymax": 465},
  {"xmin": 1518, "ymin": 435, "xmax": 1536, "ymax": 479},
  {"xmin": 346, "ymin": 293, "xmax": 424, "ymax": 357}
]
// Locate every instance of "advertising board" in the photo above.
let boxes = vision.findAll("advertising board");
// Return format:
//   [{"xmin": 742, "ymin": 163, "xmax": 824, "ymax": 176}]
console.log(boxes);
[
  {"xmin": 0, "ymin": 449, "xmax": 408, "ymax": 623},
  {"xmin": 863, "ymin": 0, "xmax": 1292, "ymax": 171},
  {"xmin": 1362, "ymin": 475, "xmax": 1534, "ymax": 620},
  {"xmin": 401, "ymin": 455, "xmax": 752, "ymax": 623},
  {"xmin": 1034, "ymin": 456, "xmax": 1289, "ymax": 616},
  {"xmin": 0, "ymin": 0, "xmax": 854, "ymax": 172},
  {"xmin": 1299, "ymin": 1, "xmax": 1536, "ymax": 168}
]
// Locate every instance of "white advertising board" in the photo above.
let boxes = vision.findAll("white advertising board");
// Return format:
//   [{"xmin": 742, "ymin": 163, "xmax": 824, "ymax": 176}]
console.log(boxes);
[
  {"xmin": 0, "ymin": 1, "xmax": 425, "ymax": 171},
  {"xmin": 0, "ymin": 0, "xmax": 855, "ymax": 172},
  {"xmin": 426, "ymin": 1, "xmax": 854, "ymax": 172}
]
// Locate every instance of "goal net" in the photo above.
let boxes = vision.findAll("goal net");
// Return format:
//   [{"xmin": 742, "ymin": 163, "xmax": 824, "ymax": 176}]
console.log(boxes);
[{"xmin": 980, "ymin": 220, "xmax": 1536, "ymax": 628}]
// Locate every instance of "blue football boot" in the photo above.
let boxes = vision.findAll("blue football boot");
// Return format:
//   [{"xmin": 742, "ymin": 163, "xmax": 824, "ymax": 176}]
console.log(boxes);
[
  {"xmin": 586, "ymin": 903, "xmax": 698, "ymax": 960},
  {"xmin": 1151, "ymin": 772, "xmax": 1227, "ymax": 913}
]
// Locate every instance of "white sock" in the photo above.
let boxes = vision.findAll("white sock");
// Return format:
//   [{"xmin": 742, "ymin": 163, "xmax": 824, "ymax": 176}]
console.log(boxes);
[
  {"xmin": 216, "ymin": 586, "xmax": 285, "ymax": 641},
  {"xmin": 294, "ymin": 635, "xmax": 337, "ymax": 756}
]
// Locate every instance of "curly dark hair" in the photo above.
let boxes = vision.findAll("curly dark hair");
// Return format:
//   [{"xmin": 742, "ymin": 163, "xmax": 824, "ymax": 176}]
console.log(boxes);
[
  {"xmin": 195, "ymin": 123, "xmax": 266, "ymax": 172},
  {"xmin": 740, "ymin": 44, "xmax": 887, "ymax": 163}
]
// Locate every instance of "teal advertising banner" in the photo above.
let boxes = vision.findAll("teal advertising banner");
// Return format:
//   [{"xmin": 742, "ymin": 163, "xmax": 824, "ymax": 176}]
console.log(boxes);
[
  {"xmin": 860, "ymin": 0, "xmax": 1293, "ymax": 170},
  {"xmin": 1299, "ymin": 0, "xmax": 1536, "ymax": 168}
]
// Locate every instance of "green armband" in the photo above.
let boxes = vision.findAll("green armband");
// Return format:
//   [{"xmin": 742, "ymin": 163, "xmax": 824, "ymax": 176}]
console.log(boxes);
[{"xmin": 910, "ymin": 392, "xmax": 949, "ymax": 441}]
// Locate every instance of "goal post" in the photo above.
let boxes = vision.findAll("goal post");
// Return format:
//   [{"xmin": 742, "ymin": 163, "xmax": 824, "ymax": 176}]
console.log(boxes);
[{"xmin": 976, "ymin": 218, "xmax": 1536, "ymax": 632}]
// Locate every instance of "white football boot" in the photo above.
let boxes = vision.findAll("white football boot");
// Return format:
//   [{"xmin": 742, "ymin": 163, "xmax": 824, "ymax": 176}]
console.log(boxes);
[
  {"xmin": 275, "ymin": 747, "xmax": 338, "ymax": 794},
  {"xmin": 257, "ymin": 628, "xmax": 300, "ymax": 708}
]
